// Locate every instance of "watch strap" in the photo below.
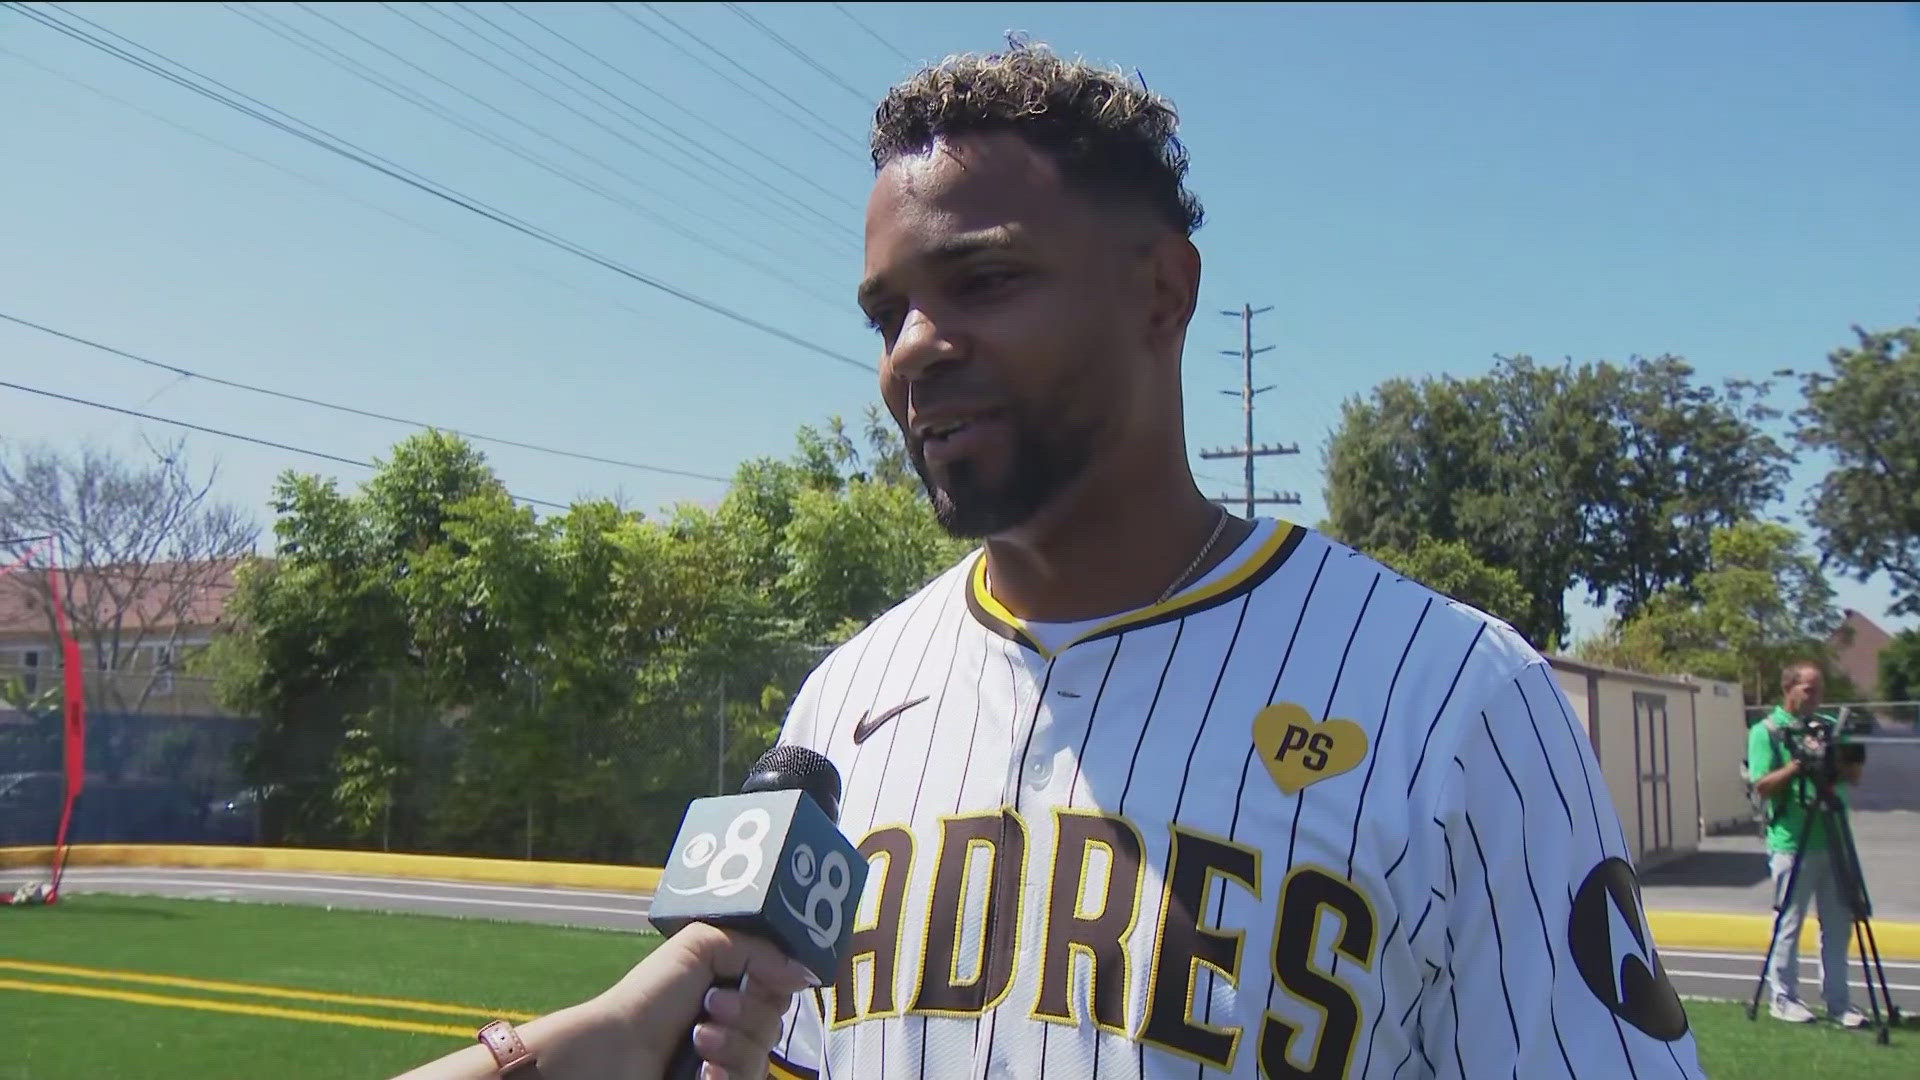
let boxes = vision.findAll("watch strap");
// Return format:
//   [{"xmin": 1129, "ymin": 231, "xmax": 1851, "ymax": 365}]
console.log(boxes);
[{"xmin": 477, "ymin": 1019, "xmax": 542, "ymax": 1077}]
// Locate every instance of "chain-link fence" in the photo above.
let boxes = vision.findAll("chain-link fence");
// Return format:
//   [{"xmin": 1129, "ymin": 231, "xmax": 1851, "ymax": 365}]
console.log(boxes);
[
  {"xmin": 0, "ymin": 668, "xmax": 255, "ymax": 848},
  {"xmin": 1, "ymin": 651, "xmax": 820, "ymax": 863}
]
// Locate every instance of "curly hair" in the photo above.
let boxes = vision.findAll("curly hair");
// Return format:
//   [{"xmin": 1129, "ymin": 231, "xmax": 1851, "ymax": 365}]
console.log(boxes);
[{"xmin": 869, "ymin": 40, "xmax": 1204, "ymax": 236}]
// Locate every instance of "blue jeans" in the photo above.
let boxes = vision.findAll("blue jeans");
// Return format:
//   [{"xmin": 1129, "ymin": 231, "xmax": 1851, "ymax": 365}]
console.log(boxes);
[{"xmin": 1767, "ymin": 847, "xmax": 1854, "ymax": 1014}]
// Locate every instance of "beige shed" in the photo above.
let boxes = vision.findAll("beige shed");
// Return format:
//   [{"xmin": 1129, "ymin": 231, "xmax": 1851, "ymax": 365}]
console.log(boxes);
[{"xmin": 1545, "ymin": 656, "xmax": 1745, "ymax": 869}]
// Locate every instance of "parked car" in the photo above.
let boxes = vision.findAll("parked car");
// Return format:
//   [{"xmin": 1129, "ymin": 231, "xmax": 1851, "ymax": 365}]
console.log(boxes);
[
  {"xmin": 0, "ymin": 771, "xmax": 65, "ymax": 846},
  {"xmin": 0, "ymin": 771, "xmax": 209, "ymax": 845}
]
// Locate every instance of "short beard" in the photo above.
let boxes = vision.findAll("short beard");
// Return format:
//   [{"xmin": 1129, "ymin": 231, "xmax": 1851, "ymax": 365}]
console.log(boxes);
[{"xmin": 911, "ymin": 415, "xmax": 1092, "ymax": 540}]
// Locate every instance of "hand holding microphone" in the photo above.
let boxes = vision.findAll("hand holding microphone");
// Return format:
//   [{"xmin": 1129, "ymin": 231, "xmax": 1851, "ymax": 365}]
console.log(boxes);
[
  {"xmin": 650, "ymin": 746, "xmax": 868, "ymax": 1080},
  {"xmin": 387, "ymin": 921, "xmax": 814, "ymax": 1080},
  {"xmin": 600, "ymin": 922, "xmax": 821, "ymax": 1080},
  {"xmin": 389, "ymin": 745, "xmax": 861, "ymax": 1080}
]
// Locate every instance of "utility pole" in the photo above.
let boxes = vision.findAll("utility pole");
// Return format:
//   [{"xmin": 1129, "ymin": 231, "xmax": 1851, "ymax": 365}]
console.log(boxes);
[{"xmin": 1197, "ymin": 303, "xmax": 1301, "ymax": 516}]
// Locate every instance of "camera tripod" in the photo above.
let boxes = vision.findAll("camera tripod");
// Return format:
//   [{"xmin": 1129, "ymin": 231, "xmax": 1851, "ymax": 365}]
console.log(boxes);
[{"xmin": 1745, "ymin": 778, "xmax": 1900, "ymax": 1045}]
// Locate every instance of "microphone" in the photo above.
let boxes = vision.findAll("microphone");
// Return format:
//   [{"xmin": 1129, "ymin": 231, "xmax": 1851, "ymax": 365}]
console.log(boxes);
[{"xmin": 649, "ymin": 745, "xmax": 867, "ymax": 1079}]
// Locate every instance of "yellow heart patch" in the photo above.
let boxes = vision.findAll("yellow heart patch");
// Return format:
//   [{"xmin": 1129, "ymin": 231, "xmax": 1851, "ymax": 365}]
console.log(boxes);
[{"xmin": 1253, "ymin": 702, "xmax": 1369, "ymax": 795}]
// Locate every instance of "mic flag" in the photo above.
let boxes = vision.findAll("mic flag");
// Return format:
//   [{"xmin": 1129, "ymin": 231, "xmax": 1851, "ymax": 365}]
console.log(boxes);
[{"xmin": 648, "ymin": 746, "xmax": 868, "ymax": 987}]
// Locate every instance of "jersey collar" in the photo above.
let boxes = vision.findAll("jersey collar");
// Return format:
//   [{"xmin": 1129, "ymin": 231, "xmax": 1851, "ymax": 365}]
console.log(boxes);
[{"xmin": 965, "ymin": 521, "xmax": 1307, "ymax": 659}]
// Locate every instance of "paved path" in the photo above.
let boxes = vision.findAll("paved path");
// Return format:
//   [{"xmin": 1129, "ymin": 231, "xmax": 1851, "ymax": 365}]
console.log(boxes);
[
  {"xmin": 1643, "ymin": 810, "xmax": 1920, "ymax": 921},
  {"xmin": 50, "ymin": 866, "xmax": 1920, "ymax": 1017},
  {"xmin": 1658, "ymin": 946, "xmax": 1920, "ymax": 1018},
  {"xmin": 52, "ymin": 866, "xmax": 657, "ymax": 932}
]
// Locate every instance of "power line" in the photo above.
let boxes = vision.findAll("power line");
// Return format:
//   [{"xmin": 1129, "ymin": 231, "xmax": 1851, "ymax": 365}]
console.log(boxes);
[
  {"xmin": 1, "ymin": 43, "xmax": 455, "ymax": 244},
  {"xmin": 6, "ymin": 3, "xmax": 875, "ymax": 373},
  {"xmin": 226, "ymin": 2, "xmax": 848, "ymax": 308},
  {"xmin": 724, "ymin": 2, "xmax": 868, "ymax": 105},
  {"xmin": 0, "ymin": 311, "xmax": 734, "ymax": 484},
  {"xmin": 374, "ymin": 2, "xmax": 853, "ymax": 262},
  {"xmin": 0, "ymin": 45, "xmax": 820, "ymax": 365},
  {"xmin": 455, "ymin": 1, "xmax": 856, "ymax": 242},
  {"xmin": 631, "ymin": 2, "xmax": 864, "ymax": 155},
  {"xmin": 20, "ymin": 16, "xmax": 845, "ymax": 331},
  {"xmin": 20, "ymin": 4, "xmax": 437, "ymax": 208},
  {"xmin": 30, "ymin": 0, "xmax": 840, "ymax": 322},
  {"xmin": 603, "ymin": 3, "xmax": 863, "ymax": 163},
  {"xmin": 505, "ymin": 2, "xmax": 861, "ymax": 215},
  {"xmin": 831, "ymin": 3, "xmax": 912, "ymax": 65},
  {"xmin": 389, "ymin": 2, "xmax": 848, "ymax": 249},
  {"xmin": 0, "ymin": 380, "xmax": 570, "ymax": 512}
]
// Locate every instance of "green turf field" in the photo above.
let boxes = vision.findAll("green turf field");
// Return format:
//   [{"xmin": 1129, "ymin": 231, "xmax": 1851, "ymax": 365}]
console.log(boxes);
[
  {"xmin": 4, "ymin": 894, "xmax": 660, "ymax": 1079},
  {"xmin": 2, "ymin": 894, "xmax": 1913, "ymax": 1078}
]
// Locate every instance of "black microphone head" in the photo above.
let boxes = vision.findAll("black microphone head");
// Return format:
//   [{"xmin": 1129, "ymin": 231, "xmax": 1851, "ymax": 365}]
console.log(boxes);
[{"xmin": 740, "ymin": 744, "xmax": 843, "ymax": 823}]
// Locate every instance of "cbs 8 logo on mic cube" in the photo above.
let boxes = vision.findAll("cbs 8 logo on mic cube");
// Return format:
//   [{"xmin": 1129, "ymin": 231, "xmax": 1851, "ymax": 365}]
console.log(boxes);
[{"xmin": 649, "ymin": 788, "xmax": 870, "ymax": 983}]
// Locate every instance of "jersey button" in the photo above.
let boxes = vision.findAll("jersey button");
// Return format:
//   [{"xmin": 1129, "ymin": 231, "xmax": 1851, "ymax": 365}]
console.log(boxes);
[{"xmin": 1026, "ymin": 754, "xmax": 1053, "ymax": 787}]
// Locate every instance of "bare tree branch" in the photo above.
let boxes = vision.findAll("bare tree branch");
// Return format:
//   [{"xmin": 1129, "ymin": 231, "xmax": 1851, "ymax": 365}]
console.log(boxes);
[{"xmin": 0, "ymin": 439, "xmax": 258, "ymax": 713}]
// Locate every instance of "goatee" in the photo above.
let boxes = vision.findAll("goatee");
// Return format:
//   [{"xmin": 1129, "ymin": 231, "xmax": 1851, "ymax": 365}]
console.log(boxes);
[{"xmin": 910, "ymin": 416, "xmax": 1091, "ymax": 540}]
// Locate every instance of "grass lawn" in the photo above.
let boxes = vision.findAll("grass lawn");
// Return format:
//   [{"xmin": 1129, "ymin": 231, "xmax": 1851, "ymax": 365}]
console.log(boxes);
[
  {"xmin": 4, "ymin": 894, "xmax": 661, "ymax": 1079},
  {"xmin": 1, "ymin": 894, "xmax": 1913, "ymax": 1078},
  {"xmin": 1690, "ymin": 999, "xmax": 1919, "ymax": 1079}
]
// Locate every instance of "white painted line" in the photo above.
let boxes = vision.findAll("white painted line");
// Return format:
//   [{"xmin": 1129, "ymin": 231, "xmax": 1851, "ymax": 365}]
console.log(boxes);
[
  {"xmin": 62, "ymin": 876, "xmax": 654, "ymax": 919},
  {"xmin": 1662, "ymin": 948, "xmax": 1920, "ymax": 971},
  {"xmin": 1664, "ymin": 968, "xmax": 1920, "ymax": 994},
  {"xmin": 57, "ymin": 867, "xmax": 652, "ymax": 902}
]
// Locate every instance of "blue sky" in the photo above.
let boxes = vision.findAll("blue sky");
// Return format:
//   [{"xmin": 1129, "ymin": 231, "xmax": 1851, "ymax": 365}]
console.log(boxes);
[{"xmin": 2, "ymin": 2, "xmax": 1916, "ymax": 642}]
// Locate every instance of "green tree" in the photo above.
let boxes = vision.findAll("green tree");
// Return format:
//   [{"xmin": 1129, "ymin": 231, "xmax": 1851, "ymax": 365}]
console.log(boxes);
[
  {"xmin": 1793, "ymin": 320, "xmax": 1920, "ymax": 614},
  {"xmin": 1366, "ymin": 536, "xmax": 1534, "ymax": 636},
  {"xmin": 1574, "ymin": 520, "xmax": 1841, "ymax": 704},
  {"xmin": 1578, "ymin": 359, "xmax": 1788, "ymax": 617},
  {"xmin": 212, "ymin": 433, "xmax": 500, "ymax": 848},
  {"xmin": 719, "ymin": 412, "xmax": 966, "ymax": 645},
  {"xmin": 1877, "ymin": 628, "xmax": 1920, "ymax": 701},
  {"xmin": 780, "ymin": 479, "xmax": 971, "ymax": 644},
  {"xmin": 0, "ymin": 673, "xmax": 64, "ymax": 784},
  {"xmin": 215, "ymin": 417, "xmax": 968, "ymax": 861},
  {"xmin": 1324, "ymin": 354, "xmax": 1788, "ymax": 645}
]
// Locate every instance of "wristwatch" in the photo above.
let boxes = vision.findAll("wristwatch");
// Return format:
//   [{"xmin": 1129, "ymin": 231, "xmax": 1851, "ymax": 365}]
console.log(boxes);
[{"xmin": 477, "ymin": 1019, "xmax": 543, "ymax": 1077}]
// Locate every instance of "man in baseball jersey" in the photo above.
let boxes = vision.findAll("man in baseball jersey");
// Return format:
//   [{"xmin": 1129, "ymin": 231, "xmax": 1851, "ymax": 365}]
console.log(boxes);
[{"xmin": 768, "ymin": 42, "xmax": 1705, "ymax": 1079}]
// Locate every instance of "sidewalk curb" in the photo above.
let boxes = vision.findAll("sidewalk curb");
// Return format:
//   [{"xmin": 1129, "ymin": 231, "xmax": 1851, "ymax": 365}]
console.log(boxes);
[
  {"xmin": 1650, "ymin": 908, "xmax": 1920, "ymax": 960},
  {"xmin": 11, "ymin": 845, "xmax": 1920, "ymax": 961},
  {"xmin": 0, "ymin": 844, "xmax": 661, "ymax": 893}
]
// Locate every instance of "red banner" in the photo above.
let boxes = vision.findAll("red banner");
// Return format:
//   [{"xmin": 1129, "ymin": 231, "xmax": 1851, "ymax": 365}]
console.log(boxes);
[
  {"xmin": 45, "ymin": 561, "xmax": 86, "ymax": 901},
  {"xmin": 59, "ymin": 635, "xmax": 85, "ymax": 798}
]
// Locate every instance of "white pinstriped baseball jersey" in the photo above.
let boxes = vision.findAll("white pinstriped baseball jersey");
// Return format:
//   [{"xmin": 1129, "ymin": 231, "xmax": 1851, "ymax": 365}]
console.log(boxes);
[{"xmin": 768, "ymin": 520, "xmax": 1704, "ymax": 1079}]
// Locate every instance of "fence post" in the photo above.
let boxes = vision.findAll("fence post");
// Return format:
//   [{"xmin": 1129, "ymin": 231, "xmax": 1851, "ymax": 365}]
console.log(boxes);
[
  {"xmin": 382, "ymin": 672, "xmax": 393, "ymax": 853},
  {"xmin": 714, "ymin": 674, "xmax": 727, "ymax": 796},
  {"xmin": 526, "ymin": 676, "xmax": 538, "ymax": 861}
]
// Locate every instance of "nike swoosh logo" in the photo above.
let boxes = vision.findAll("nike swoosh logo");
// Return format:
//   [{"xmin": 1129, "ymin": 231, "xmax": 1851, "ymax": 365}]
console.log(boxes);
[{"xmin": 852, "ymin": 695, "xmax": 929, "ymax": 744}]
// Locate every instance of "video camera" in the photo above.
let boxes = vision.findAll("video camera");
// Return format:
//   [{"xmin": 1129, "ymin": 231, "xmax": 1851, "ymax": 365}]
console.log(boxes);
[{"xmin": 1779, "ymin": 712, "xmax": 1867, "ymax": 788}]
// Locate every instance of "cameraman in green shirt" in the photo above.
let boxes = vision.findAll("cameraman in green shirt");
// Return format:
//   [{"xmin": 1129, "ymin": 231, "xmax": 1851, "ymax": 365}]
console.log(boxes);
[{"xmin": 1748, "ymin": 660, "xmax": 1868, "ymax": 1027}]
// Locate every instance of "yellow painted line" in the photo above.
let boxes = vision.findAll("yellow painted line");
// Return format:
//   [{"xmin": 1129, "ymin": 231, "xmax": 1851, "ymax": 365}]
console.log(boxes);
[
  {"xmin": 10, "ymin": 846, "xmax": 1916, "ymax": 960},
  {"xmin": 0, "ymin": 978, "xmax": 472, "ymax": 1038},
  {"xmin": 0, "ymin": 844, "xmax": 661, "ymax": 892},
  {"xmin": 0, "ymin": 959, "xmax": 536, "ymax": 1021},
  {"xmin": 1649, "ymin": 909, "xmax": 1920, "ymax": 960}
]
